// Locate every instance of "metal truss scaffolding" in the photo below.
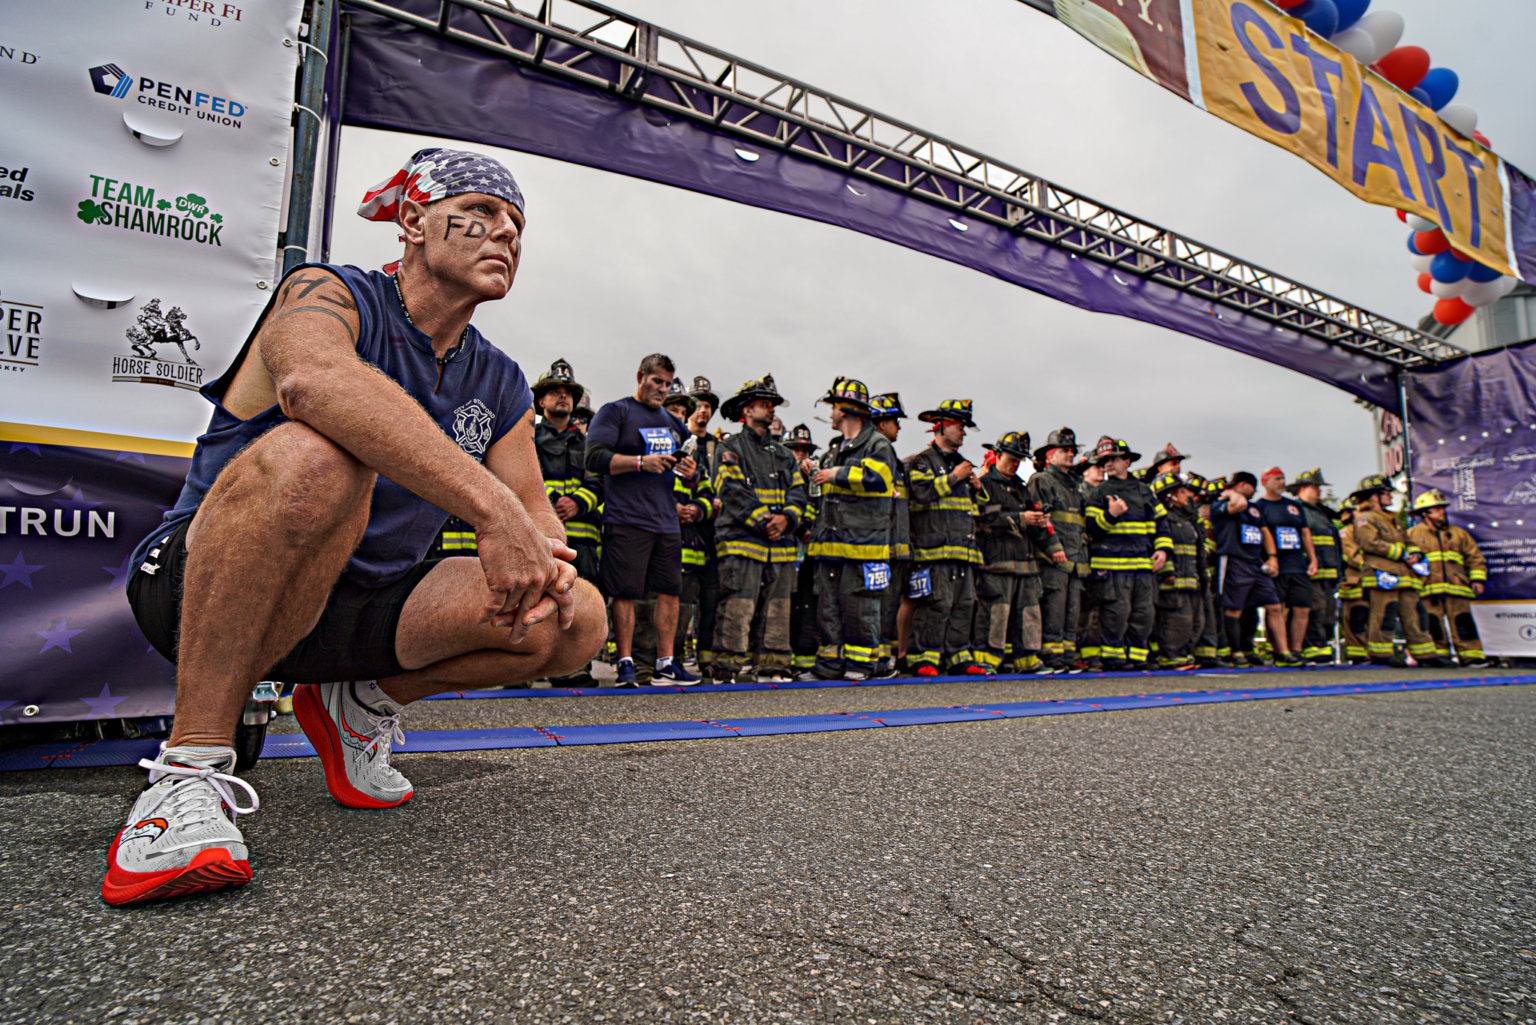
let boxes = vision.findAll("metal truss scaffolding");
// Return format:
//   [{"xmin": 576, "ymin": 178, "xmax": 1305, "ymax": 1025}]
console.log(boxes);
[{"xmin": 343, "ymin": 0, "xmax": 1463, "ymax": 369}]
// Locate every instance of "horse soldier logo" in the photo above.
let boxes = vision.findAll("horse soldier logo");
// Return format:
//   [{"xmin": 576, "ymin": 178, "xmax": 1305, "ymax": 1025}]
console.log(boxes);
[
  {"xmin": 452, "ymin": 398, "xmax": 495, "ymax": 458},
  {"xmin": 111, "ymin": 298, "xmax": 206, "ymax": 390}
]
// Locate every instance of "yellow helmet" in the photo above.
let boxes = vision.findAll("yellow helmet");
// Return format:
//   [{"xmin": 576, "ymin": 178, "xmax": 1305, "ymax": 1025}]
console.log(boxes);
[{"xmin": 1412, "ymin": 489, "xmax": 1450, "ymax": 512}]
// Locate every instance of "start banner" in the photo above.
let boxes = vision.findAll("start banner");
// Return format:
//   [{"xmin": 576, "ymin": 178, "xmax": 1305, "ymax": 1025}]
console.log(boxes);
[
  {"xmin": 1045, "ymin": 0, "xmax": 1534, "ymax": 284},
  {"xmin": 0, "ymin": 0, "xmax": 302, "ymax": 722}
]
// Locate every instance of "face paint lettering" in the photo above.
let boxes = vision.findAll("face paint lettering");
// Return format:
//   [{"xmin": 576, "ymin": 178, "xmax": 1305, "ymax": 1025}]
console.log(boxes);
[{"xmin": 444, "ymin": 213, "xmax": 490, "ymax": 240}]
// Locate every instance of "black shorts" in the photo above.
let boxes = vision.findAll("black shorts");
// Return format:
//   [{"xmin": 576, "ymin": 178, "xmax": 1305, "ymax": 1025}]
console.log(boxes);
[
  {"xmin": 1217, "ymin": 555, "xmax": 1280, "ymax": 611},
  {"xmin": 1274, "ymin": 572, "xmax": 1314, "ymax": 609},
  {"xmin": 126, "ymin": 517, "xmax": 439, "ymax": 682},
  {"xmin": 600, "ymin": 522, "xmax": 682, "ymax": 599}
]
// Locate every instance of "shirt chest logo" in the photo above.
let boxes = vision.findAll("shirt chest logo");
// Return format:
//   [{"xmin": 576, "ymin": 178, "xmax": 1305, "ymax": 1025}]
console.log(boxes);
[{"xmin": 452, "ymin": 398, "xmax": 495, "ymax": 458}]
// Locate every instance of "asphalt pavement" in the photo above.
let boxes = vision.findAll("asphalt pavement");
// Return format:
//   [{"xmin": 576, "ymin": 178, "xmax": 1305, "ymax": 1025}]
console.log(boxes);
[{"xmin": 2, "ymin": 666, "xmax": 1533, "ymax": 1024}]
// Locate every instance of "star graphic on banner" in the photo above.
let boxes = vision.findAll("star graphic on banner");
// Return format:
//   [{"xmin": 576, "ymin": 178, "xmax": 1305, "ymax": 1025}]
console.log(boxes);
[
  {"xmin": 0, "ymin": 700, "xmax": 14, "ymax": 721},
  {"xmin": 54, "ymin": 487, "xmax": 102, "ymax": 513},
  {"xmin": 7, "ymin": 443, "xmax": 41, "ymax": 455},
  {"xmin": 1, "ymin": 551, "xmax": 44, "ymax": 589},
  {"xmin": 37, "ymin": 619, "xmax": 85, "ymax": 654},
  {"xmin": 114, "ymin": 451, "xmax": 147, "ymax": 464},
  {"xmin": 102, "ymin": 553, "xmax": 134, "ymax": 590},
  {"xmin": 81, "ymin": 683, "xmax": 126, "ymax": 719}
]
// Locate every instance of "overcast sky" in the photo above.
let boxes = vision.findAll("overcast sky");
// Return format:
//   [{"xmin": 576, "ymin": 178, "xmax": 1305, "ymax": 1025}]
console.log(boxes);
[{"xmin": 327, "ymin": 0, "xmax": 1536, "ymax": 488}]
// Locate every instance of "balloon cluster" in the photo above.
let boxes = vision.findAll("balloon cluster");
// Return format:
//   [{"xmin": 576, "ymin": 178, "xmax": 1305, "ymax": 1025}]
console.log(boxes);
[{"xmin": 1274, "ymin": 0, "xmax": 1516, "ymax": 327}]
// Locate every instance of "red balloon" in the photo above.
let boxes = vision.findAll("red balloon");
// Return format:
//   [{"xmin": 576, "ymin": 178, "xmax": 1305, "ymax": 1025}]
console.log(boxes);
[
  {"xmin": 1417, "ymin": 273, "xmax": 1433, "ymax": 294},
  {"xmin": 1373, "ymin": 46, "xmax": 1431, "ymax": 91},
  {"xmin": 1396, "ymin": 209, "xmax": 1409, "ymax": 223},
  {"xmin": 1449, "ymin": 247, "xmax": 1473, "ymax": 262},
  {"xmin": 1272, "ymin": 0, "xmax": 1307, "ymax": 7},
  {"xmin": 1433, "ymin": 297, "xmax": 1475, "ymax": 326},
  {"xmin": 1473, "ymin": 130, "xmax": 1491, "ymax": 148},
  {"xmin": 1413, "ymin": 229, "xmax": 1450, "ymax": 255}
]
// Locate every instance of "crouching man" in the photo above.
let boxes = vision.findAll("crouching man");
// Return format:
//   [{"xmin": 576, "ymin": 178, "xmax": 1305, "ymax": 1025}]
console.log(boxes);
[{"xmin": 105, "ymin": 149, "xmax": 607, "ymax": 905}]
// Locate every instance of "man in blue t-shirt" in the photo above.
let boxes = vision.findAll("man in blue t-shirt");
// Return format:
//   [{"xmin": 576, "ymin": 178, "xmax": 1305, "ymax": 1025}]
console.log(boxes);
[
  {"xmin": 1210, "ymin": 471, "xmax": 1297, "ymax": 666},
  {"xmin": 585, "ymin": 353, "xmax": 701, "ymax": 685},
  {"xmin": 103, "ymin": 149, "xmax": 607, "ymax": 906},
  {"xmin": 1252, "ymin": 467, "xmax": 1318, "ymax": 663}
]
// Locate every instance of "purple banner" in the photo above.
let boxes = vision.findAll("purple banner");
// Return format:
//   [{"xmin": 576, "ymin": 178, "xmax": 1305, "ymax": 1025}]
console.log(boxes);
[
  {"xmin": 340, "ymin": 6, "xmax": 1401, "ymax": 408},
  {"xmin": 1405, "ymin": 339, "xmax": 1536, "ymax": 601},
  {"xmin": 0, "ymin": 440, "xmax": 185, "ymax": 724}
]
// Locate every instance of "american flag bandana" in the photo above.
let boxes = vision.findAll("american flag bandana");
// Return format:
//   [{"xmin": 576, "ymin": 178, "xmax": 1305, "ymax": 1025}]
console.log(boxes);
[{"xmin": 357, "ymin": 147, "xmax": 525, "ymax": 222}]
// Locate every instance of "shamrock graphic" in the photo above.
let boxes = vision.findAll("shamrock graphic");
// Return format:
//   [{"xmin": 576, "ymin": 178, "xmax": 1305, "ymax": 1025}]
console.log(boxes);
[
  {"xmin": 157, "ymin": 199, "xmax": 171, "ymax": 210},
  {"xmin": 76, "ymin": 199, "xmax": 108, "ymax": 224},
  {"xmin": 210, "ymin": 213, "xmax": 222, "ymax": 224},
  {"xmin": 176, "ymin": 193, "xmax": 208, "ymax": 218}
]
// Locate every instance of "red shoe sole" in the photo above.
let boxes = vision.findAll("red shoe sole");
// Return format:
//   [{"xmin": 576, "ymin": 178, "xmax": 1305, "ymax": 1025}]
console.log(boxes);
[
  {"xmin": 102, "ymin": 834, "xmax": 251, "ymax": 905},
  {"xmin": 292, "ymin": 684, "xmax": 412, "ymax": 810}
]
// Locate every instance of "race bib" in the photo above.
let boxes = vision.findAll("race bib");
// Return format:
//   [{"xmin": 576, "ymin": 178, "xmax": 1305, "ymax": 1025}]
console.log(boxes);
[
  {"xmin": 639, "ymin": 426, "xmax": 675, "ymax": 456},
  {"xmin": 1276, "ymin": 526, "xmax": 1300, "ymax": 550},
  {"xmin": 907, "ymin": 567, "xmax": 932, "ymax": 599},
  {"xmin": 863, "ymin": 561, "xmax": 890, "ymax": 591},
  {"xmin": 1410, "ymin": 560, "xmax": 1431, "ymax": 577},
  {"xmin": 1240, "ymin": 524, "xmax": 1262, "ymax": 546},
  {"xmin": 1375, "ymin": 570, "xmax": 1400, "ymax": 590}
]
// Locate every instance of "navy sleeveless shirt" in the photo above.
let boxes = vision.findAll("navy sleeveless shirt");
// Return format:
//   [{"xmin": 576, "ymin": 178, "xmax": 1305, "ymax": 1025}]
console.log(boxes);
[{"xmin": 129, "ymin": 263, "xmax": 533, "ymax": 587}]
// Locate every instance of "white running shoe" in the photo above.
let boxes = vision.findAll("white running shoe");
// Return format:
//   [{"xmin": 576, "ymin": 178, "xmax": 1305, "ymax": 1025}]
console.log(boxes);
[
  {"xmin": 293, "ymin": 682, "xmax": 413, "ymax": 809},
  {"xmin": 101, "ymin": 745, "xmax": 258, "ymax": 905}
]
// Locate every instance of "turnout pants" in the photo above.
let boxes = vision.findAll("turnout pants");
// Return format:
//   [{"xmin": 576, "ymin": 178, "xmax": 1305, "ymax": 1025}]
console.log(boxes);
[
  {"xmin": 1078, "ymin": 572, "xmax": 1103, "ymax": 665},
  {"xmin": 814, "ymin": 560, "xmax": 886, "ymax": 677},
  {"xmin": 909, "ymin": 560, "xmax": 976, "ymax": 671},
  {"xmin": 1194, "ymin": 585, "xmax": 1225, "ymax": 660},
  {"xmin": 1365, "ymin": 586, "xmax": 1436, "ymax": 662},
  {"xmin": 1154, "ymin": 588, "xmax": 1198, "ymax": 667},
  {"xmin": 1301, "ymin": 579, "xmax": 1338, "ymax": 661},
  {"xmin": 973, "ymin": 571, "xmax": 1043, "ymax": 673},
  {"xmin": 1098, "ymin": 570, "xmax": 1156, "ymax": 665},
  {"xmin": 878, "ymin": 560, "xmax": 911, "ymax": 669},
  {"xmin": 1419, "ymin": 594, "xmax": 1484, "ymax": 661},
  {"xmin": 714, "ymin": 556, "xmax": 793, "ymax": 675},
  {"xmin": 1341, "ymin": 594, "xmax": 1369, "ymax": 661},
  {"xmin": 790, "ymin": 557, "xmax": 819, "ymax": 674},
  {"xmin": 1038, "ymin": 565, "xmax": 1082, "ymax": 668}
]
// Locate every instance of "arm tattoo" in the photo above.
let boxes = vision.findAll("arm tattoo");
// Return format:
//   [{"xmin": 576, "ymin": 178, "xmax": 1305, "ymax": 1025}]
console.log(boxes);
[{"xmin": 271, "ymin": 305, "xmax": 357, "ymax": 347}]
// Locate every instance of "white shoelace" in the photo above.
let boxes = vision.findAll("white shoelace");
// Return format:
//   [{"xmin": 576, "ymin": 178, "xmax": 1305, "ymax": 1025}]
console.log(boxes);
[
  {"xmin": 357, "ymin": 707, "xmax": 406, "ymax": 756},
  {"xmin": 136, "ymin": 757, "xmax": 260, "ymax": 823}
]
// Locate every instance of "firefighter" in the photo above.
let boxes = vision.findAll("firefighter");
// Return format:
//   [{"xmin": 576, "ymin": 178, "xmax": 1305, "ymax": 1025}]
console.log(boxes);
[
  {"xmin": 1337, "ymin": 508, "xmax": 1369, "ymax": 663},
  {"xmin": 869, "ymin": 393, "xmax": 912, "ymax": 675},
  {"xmin": 1150, "ymin": 473, "xmax": 1203, "ymax": 668},
  {"xmin": 807, "ymin": 378, "xmax": 900, "ymax": 680},
  {"xmin": 1350, "ymin": 475, "xmax": 1442, "ymax": 667},
  {"xmin": 531, "ymin": 358, "xmax": 602, "ymax": 582},
  {"xmin": 1139, "ymin": 442, "xmax": 1193, "ymax": 483},
  {"xmin": 1074, "ymin": 447, "xmax": 1107, "ymax": 670},
  {"xmin": 1408, "ymin": 489, "xmax": 1491, "ymax": 667},
  {"xmin": 783, "ymin": 423, "xmax": 822, "ymax": 678},
  {"xmin": 906, "ymin": 399, "xmax": 984, "ymax": 675},
  {"xmin": 1289, "ymin": 468, "xmax": 1342, "ymax": 663},
  {"xmin": 1029, "ymin": 427, "xmax": 1088, "ymax": 672},
  {"xmin": 685, "ymin": 375, "xmax": 723, "ymax": 678},
  {"xmin": 1084, "ymin": 438, "xmax": 1172, "ymax": 670},
  {"xmin": 711, "ymin": 375, "xmax": 805, "ymax": 682},
  {"xmin": 571, "ymin": 390, "xmax": 594, "ymax": 432},
  {"xmin": 1193, "ymin": 477, "xmax": 1232, "ymax": 665},
  {"xmin": 973, "ymin": 432, "xmax": 1060, "ymax": 674}
]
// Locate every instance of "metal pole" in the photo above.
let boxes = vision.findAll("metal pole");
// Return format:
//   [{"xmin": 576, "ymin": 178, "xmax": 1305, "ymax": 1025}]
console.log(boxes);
[
  {"xmin": 1396, "ymin": 368, "xmax": 1415, "ymax": 502},
  {"xmin": 319, "ymin": 12, "xmax": 352, "ymax": 264},
  {"xmin": 282, "ymin": 0, "xmax": 336, "ymax": 276}
]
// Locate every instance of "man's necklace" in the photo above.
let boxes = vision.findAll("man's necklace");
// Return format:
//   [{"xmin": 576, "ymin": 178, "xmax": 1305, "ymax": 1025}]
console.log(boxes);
[{"xmin": 393, "ymin": 272, "xmax": 467, "ymax": 362}]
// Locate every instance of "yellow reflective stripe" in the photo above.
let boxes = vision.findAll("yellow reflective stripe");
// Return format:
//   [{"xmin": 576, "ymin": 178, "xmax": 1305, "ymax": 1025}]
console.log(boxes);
[
  {"xmin": 1153, "ymin": 503, "xmax": 1168, "ymax": 518},
  {"xmin": 1154, "ymin": 536, "xmax": 1174, "ymax": 552},
  {"xmin": 1086, "ymin": 506, "xmax": 1111, "ymax": 530},
  {"xmin": 745, "ymin": 506, "xmax": 771, "ymax": 527},
  {"xmin": 807, "ymin": 540, "xmax": 889, "ymax": 560},
  {"xmin": 913, "ymin": 546, "xmax": 982, "ymax": 563},
  {"xmin": 843, "ymin": 458, "xmax": 894, "ymax": 496},
  {"xmin": 1424, "ymin": 550, "xmax": 1465, "ymax": 563},
  {"xmin": 1050, "ymin": 510, "xmax": 1085, "ymax": 526},
  {"xmin": 718, "ymin": 539, "xmax": 771, "ymax": 560},
  {"xmin": 1090, "ymin": 556, "xmax": 1153, "ymax": 570},
  {"xmin": 1172, "ymin": 544, "xmax": 1199, "ymax": 555},
  {"xmin": 753, "ymin": 488, "xmax": 787, "ymax": 503},
  {"xmin": 1313, "ymin": 536, "xmax": 1335, "ymax": 546},
  {"xmin": 1423, "ymin": 584, "xmax": 1474, "ymax": 597},
  {"xmin": 565, "ymin": 523, "xmax": 600, "ymax": 542},
  {"xmin": 1103, "ymin": 521, "xmax": 1155, "ymax": 535},
  {"xmin": 682, "ymin": 549, "xmax": 707, "ymax": 566},
  {"xmin": 1469, "ymin": 569, "xmax": 1487, "ymax": 581},
  {"xmin": 713, "ymin": 464, "xmax": 747, "ymax": 488},
  {"xmin": 843, "ymin": 643, "xmax": 879, "ymax": 657},
  {"xmin": 933, "ymin": 469, "xmax": 955, "ymax": 498},
  {"xmin": 1313, "ymin": 568, "xmax": 1338, "ymax": 580}
]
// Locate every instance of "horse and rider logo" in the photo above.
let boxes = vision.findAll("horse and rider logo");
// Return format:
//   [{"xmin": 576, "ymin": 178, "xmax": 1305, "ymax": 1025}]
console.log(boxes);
[{"xmin": 110, "ymin": 298, "xmax": 206, "ymax": 390}]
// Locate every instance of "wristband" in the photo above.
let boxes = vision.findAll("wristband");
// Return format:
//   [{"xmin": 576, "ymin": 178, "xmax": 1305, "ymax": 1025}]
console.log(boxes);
[{"xmin": 636, "ymin": 455, "xmax": 644, "ymax": 473}]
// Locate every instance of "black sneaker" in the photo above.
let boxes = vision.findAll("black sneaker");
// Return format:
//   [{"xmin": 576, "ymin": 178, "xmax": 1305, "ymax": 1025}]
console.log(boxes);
[{"xmin": 615, "ymin": 661, "xmax": 640, "ymax": 687}]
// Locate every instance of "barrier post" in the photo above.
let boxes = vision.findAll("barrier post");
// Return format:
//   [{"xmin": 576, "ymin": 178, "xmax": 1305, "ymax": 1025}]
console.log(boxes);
[{"xmin": 282, "ymin": 0, "xmax": 336, "ymax": 276}]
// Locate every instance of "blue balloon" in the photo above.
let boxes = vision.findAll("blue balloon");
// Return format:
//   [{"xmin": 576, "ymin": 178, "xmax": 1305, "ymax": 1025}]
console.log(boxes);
[
  {"xmin": 1410, "ymin": 86, "xmax": 1432, "ymax": 105},
  {"xmin": 1334, "ymin": 0, "xmax": 1371, "ymax": 32},
  {"xmin": 1467, "ymin": 262, "xmax": 1503, "ymax": 283},
  {"xmin": 1301, "ymin": 0, "xmax": 1339, "ymax": 37},
  {"xmin": 1418, "ymin": 68, "xmax": 1460, "ymax": 111},
  {"xmin": 1431, "ymin": 251, "xmax": 1470, "ymax": 283}
]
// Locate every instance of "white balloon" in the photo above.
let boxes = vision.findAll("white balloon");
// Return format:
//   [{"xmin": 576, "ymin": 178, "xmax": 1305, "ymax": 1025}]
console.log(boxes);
[
  {"xmin": 1494, "ymin": 275, "xmax": 1520, "ymax": 298},
  {"xmin": 1409, "ymin": 252, "xmax": 1434, "ymax": 273},
  {"xmin": 1461, "ymin": 278, "xmax": 1505, "ymax": 307},
  {"xmin": 1330, "ymin": 27, "xmax": 1375, "ymax": 62},
  {"xmin": 1356, "ymin": 10, "xmax": 1405, "ymax": 64},
  {"xmin": 1430, "ymin": 276, "xmax": 1469, "ymax": 299},
  {"xmin": 1438, "ymin": 103, "xmax": 1479, "ymax": 136},
  {"xmin": 1406, "ymin": 214, "xmax": 1438, "ymax": 232}
]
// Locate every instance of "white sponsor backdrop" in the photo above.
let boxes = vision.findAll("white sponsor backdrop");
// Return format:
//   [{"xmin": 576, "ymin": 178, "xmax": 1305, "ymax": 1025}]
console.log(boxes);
[
  {"xmin": 1470, "ymin": 602, "xmax": 1536, "ymax": 658},
  {"xmin": 0, "ymin": 0, "xmax": 302, "ymax": 441}
]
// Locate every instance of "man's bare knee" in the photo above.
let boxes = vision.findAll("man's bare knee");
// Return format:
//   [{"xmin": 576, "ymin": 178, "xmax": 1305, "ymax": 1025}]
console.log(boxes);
[
  {"xmin": 541, "ymin": 581, "xmax": 607, "ymax": 677},
  {"xmin": 241, "ymin": 425, "xmax": 374, "ymax": 545}
]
